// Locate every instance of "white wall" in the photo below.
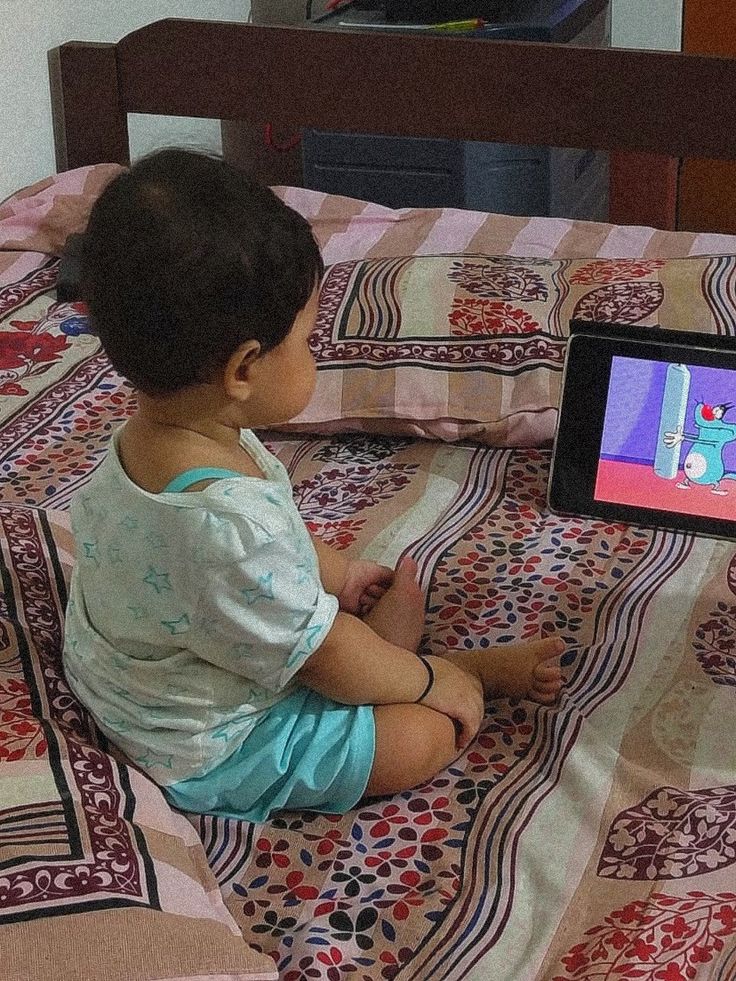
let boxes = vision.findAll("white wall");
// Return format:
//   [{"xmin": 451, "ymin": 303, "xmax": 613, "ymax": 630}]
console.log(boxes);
[
  {"xmin": 0, "ymin": 1, "xmax": 251, "ymax": 201},
  {"xmin": 611, "ymin": 0, "xmax": 683, "ymax": 51}
]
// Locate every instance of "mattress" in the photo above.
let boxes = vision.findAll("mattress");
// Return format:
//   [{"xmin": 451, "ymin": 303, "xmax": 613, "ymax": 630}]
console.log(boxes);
[{"xmin": 2, "ymin": 178, "xmax": 735, "ymax": 980}]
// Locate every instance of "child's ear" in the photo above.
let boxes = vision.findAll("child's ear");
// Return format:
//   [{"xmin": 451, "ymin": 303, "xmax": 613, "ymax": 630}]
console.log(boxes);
[{"xmin": 224, "ymin": 340, "xmax": 261, "ymax": 401}]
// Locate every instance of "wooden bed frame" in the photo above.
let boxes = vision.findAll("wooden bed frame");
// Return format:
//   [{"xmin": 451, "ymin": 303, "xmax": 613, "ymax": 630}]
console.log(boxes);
[{"xmin": 48, "ymin": 17, "xmax": 736, "ymax": 231}]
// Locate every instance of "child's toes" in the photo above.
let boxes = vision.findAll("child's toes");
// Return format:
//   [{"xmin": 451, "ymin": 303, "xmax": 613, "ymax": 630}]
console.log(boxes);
[
  {"xmin": 396, "ymin": 555, "xmax": 419, "ymax": 577},
  {"xmin": 535, "ymin": 664, "xmax": 562, "ymax": 683},
  {"xmin": 529, "ymin": 687, "xmax": 559, "ymax": 704},
  {"xmin": 529, "ymin": 674, "xmax": 563, "ymax": 704},
  {"xmin": 531, "ymin": 638, "xmax": 565, "ymax": 662}
]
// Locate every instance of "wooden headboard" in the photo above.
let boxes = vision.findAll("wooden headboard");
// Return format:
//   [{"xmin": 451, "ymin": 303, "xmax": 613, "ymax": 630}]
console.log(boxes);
[{"xmin": 48, "ymin": 18, "xmax": 736, "ymax": 230}]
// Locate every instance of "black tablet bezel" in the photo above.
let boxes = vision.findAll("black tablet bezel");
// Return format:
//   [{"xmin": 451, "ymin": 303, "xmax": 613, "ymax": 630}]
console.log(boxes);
[{"xmin": 548, "ymin": 320, "xmax": 736, "ymax": 540}]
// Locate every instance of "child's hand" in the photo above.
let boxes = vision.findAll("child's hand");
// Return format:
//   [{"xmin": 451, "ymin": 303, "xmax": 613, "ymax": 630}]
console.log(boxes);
[
  {"xmin": 338, "ymin": 560, "xmax": 394, "ymax": 615},
  {"xmin": 419, "ymin": 656, "xmax": 484, "ymax": 750}
]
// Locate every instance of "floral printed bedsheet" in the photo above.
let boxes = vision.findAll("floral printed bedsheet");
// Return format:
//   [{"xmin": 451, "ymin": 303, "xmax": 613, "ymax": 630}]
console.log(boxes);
[{"xmin": 1, "ymin": 175, "xmax": 736, "ymax": 980}]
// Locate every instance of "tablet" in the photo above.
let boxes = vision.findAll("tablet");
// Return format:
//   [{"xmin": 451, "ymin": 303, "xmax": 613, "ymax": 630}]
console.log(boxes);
[{"xmin": 548, "ymin": 320, "xmax": 736, "ymax": 540}]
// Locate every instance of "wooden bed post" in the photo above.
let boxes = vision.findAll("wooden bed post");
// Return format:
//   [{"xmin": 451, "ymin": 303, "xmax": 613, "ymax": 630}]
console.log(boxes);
[
  {"xmin": 609, "ymin": 152, "xmax": 680, "ymax": 230},
  {"xmin": 48, "ymin": 42, "xmax": 130, "ymax": 172}
]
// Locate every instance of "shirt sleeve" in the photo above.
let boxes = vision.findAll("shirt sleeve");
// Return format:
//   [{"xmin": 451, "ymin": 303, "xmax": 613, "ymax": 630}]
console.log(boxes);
[{"xmin": 190, "ymin": 519, "xmax": 339, "ymax": 693}]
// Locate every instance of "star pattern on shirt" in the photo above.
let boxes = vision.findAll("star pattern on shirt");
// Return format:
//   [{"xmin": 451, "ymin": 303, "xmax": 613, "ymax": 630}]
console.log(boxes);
[
  {"xmin": 107, "ymin": 544, "xmax": 124, "ymax": 565},
  {"xmin": 210, "ymin": 721, "xmax": 242, "ymax": 742},
  {"xmin": 110, "ymin": 685, "xmax": 150, "ymax": 707},
  {"xmin": 143, "ymin": 566, "xmax": 173, "ymax": 594},
  {"xmin": 133, "ymin": 751, "xmax": 174, "ymax": 770},
  {"xmin": 68, "ymin": 439, "xmax": 336, "ymax": 786},
  {"xmin": 99, "ymin": 714, "xmax": 131, "ymax": 734},
  {"xmin": 161, "ymin": 613, "xmax": 191, "ymax": 635},
  {"xmin": 241, "ymin": 572, "xmax": 274, "ymax": 604},
  {"xmin": 82, "ymin": 541, "xmax": 99, "ymax": 564},
  {"xmin": 188, "ymin": 547, "xmax": 210, "ymax": 567},
  {"xmin": 302, "ymin": 624, "xmax": 324, "ymax": 652},
  {"xmin": 287, "ymin": 622, "xmax": 326, "ymax": 667},
  {"xmin": 246, "ymin": 684, "xmax": 270, "ymax": 705}
]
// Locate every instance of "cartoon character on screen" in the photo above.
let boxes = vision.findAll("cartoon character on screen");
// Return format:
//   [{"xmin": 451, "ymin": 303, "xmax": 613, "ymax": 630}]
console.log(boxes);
[{"xmin": 663, "ymin": 400, "xmax": 736, "ymax": 495}]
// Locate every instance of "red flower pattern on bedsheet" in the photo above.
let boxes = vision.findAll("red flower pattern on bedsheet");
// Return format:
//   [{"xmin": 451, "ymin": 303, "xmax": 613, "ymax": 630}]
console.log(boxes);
[
  {"xmin": 425, "ymin": 453, "xmax": 650, "ymax": 653},
  {"xmin": 0, "ymin": 708, "xmax": 47, "ymax": 761},
  {"xmin": 448, "ymin": 298, "xmax": 541, "ymax": 336},
  {"xmin": 0, "ymin": 330, "xmax": 70, "ymax": 396},
  {"xmin": 304, "ymin": 518, "xmax": 366, "ymax": 551},
  {"xmin": 232, "ymin": 790, "xmax": 468, "ymax": 980},
  {"xmin": 599, "ymin": 786, "xmax": 736, "ymax": 881},
  {"xmin": 1, "ymin": 355, "xmax": 135, "ymax": 509},
  {"xmin": 0, "ymin": 302, "xmax": 95, "ymax": 398},
  {"xmin": 553, "ymin": 892, "xmax": 736, "ymax": 980},
  {"xmin": 570, "ymin": 259, "xmax": 667, "ymax": 284}
]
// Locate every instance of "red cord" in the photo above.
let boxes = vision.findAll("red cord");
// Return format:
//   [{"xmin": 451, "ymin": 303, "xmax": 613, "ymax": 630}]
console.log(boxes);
[{"xmin": 264, "ymin": 122, "xmax": 302, "ymax": 153}]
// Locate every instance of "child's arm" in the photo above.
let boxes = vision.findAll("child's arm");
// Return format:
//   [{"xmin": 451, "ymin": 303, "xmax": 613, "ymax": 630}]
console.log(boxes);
[
  {"xmin": 296, "ymin": 611, "xmax": 483, "ymax": 747},
  {"xmin": 310, "ymin": 532, "xmax": 350, "ymax": 596}
]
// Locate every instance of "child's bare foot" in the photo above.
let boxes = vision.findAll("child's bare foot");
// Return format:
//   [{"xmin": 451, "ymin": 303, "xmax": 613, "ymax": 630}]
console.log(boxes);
[
  {"xmin": 447, "ymin": 638, "xmax": 565, "ymax": 704},
  {"xmin": 363, "ymin": 556, "xmax": 424, "ymax": 653}
]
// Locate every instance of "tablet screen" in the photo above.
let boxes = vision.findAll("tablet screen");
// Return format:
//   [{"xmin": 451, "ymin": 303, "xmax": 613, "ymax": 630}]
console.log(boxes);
[{"xmin": 595, "ymin": 356, "xmax": 736, "ymax": 521}]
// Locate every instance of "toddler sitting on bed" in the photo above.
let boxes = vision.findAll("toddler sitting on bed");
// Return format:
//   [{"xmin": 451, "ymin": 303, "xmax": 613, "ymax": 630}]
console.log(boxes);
[{"xmin": 62, "ymin": 149, "xmax": 565, "ymax": 822}]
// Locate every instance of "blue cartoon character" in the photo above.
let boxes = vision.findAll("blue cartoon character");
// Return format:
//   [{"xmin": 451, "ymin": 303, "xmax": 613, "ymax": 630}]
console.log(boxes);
[{"xmin": 663, "ymin": 401, "xmax": 736, "ymax": 494}]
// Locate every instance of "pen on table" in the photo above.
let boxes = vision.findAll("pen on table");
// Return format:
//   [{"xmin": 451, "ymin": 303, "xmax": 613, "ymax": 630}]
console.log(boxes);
[
  {"xmin": 337, "ymin": 18, "xmax": 487, "ymax": 32},
  {"xmin": 434, "ymin": 18, "xmax": 487, "ymax": 31}
]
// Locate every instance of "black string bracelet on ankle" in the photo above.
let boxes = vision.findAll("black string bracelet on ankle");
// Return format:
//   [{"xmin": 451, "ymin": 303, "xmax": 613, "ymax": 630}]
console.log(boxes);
[{"xmin": 414, "ymin": 656, "xmax": 435, "ymax": 703}]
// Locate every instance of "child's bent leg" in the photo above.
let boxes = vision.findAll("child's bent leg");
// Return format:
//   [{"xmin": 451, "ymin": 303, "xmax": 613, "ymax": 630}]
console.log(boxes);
[
  {"xmin": 362, "ymin": 557, "xmax": 424, "ymax": 654},
  {"xmin": 363, "ymin": 703, "xmax": 459, "ymax": 798}
]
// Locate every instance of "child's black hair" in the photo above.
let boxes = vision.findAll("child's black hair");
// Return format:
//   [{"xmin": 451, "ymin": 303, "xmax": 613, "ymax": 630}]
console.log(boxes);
[{"xmin": 81, "ymin": 148, "xmax": 324, "ymax": 394}]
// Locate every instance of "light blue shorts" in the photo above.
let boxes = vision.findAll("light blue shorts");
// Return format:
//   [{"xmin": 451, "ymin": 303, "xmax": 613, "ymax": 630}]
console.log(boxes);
[{"xmin": 164, "ymin": 687, "xmax": 376, "ymax": 823}]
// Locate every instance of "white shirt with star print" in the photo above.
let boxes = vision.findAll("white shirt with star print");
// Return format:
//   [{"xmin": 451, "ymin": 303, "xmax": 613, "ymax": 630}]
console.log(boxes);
[{"xmin": 62, "ymin": 428, "xmax": 339, "ymax": 785}]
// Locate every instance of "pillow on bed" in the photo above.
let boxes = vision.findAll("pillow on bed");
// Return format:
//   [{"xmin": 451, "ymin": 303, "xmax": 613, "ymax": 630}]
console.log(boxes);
[
  {"xmin": 0, "ymin": 504, "xmax": 276, "ymax": 981},
  {"xmin": 3, "ymin": 175, "xmax": 735, "ymax": 451},
  {"xmin": 274, "ymin": 252, "xmax": 736, "ymax": 446},
  {"xmin": 0, "ymin": 164, "xmax": 122, "ymax": 254}
]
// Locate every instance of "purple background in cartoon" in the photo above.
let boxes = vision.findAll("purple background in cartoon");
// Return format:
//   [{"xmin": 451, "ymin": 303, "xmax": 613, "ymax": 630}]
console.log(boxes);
[{"xmin": 600, "ymin": 356, "xmax": 736, "ymax": 472}]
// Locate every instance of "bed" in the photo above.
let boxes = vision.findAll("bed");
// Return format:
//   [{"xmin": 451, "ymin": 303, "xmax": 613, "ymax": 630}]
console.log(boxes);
[{"xmin": 2, "ymin": 17, "xmax": 736, "ymax": 981}]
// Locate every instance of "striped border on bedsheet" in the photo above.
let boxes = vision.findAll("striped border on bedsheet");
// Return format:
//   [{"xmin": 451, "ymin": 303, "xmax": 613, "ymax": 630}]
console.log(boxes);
[
  {"xmin": 407, "ymin": 530, "xmax": 698, "ymax": 979},
  {"xmin": 0, "ymin": 505, "xmax": 159, "ymax": 921}
]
